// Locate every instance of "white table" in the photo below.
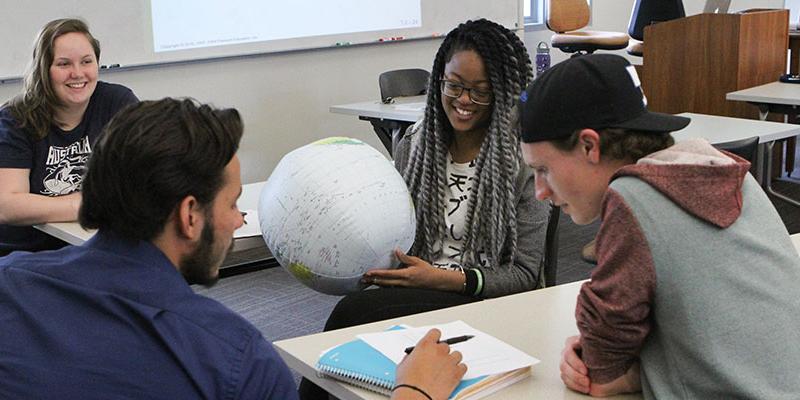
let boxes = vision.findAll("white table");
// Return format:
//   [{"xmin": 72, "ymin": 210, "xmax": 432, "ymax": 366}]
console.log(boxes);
[
  {"xmin": 330, "ymin": 95, "xmax": 425, "ymax": 123},
  {"xmin": 726, "ymin": 82, "xmax": 800, "ymax": 119},
  {"xmin": 34, "ymin": 181, "xmax": 266, "ymax": 252},
  {"xmin": 275, "ymin": 280, "xmax": 641, "ymax": 400},
  {"xmin": 331, "ymin": 96, "xmax": 426, "ymax": 153},
  {"xmin": 330, "ymin": 102, "xmax": 800, "ymax": 148},
  {"xmin": 673, "ymin": 112, "xmax": 800, "ymax": 144},
  {"xmin": 275, "ymin": 232, "xmax": 800, "ymax": 400},
  {"xmin": 726, "ymin": 82, "xmax": 800, "ymax": 206},
  {"xmin": 330, "ymin": 100, "xmax": 800, "ymax": 190},
  {"xmin": 674, "ymin": 112, "xmax": 800, "ymax": 186}
]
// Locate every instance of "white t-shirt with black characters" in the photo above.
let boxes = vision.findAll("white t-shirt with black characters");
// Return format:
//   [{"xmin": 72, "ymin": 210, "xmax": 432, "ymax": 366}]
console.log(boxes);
[{"xmin": 431, "ymin": 153, "xmax": 488, "ymax": 272}]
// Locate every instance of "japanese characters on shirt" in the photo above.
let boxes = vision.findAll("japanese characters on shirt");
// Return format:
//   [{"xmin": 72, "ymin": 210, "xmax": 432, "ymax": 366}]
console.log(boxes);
[{"xmin": 432, "ymin": 154, "xmax": 488, "ymax": 271}]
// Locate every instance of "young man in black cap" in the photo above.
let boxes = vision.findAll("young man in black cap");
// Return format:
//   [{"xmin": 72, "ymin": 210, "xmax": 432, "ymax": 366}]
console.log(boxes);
[{"xmin": 519, "ymin": 54, "xmax": 800, "ymax": 398}]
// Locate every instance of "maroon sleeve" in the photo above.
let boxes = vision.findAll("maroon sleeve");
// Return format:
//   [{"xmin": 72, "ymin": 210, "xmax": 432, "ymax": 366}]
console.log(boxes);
[{"xmin": 576, "ymin": 189, "xmax": 656, "ymax": 384}]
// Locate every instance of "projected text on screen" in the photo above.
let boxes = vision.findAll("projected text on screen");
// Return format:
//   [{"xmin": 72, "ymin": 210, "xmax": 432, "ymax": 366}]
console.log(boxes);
[{"xmin": 151, "ymin": 0, "xmax": 422, "ymax": 52}]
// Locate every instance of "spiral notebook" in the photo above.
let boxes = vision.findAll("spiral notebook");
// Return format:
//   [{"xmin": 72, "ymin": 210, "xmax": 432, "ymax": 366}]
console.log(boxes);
[{"xmin": 315, "ymin": 327, "xmax": 531, "ymax": 399}]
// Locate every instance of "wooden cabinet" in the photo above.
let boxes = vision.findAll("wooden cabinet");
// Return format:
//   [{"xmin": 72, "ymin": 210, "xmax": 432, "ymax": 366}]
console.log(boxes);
[{"xmin": 641, "ymin": 9, "xmax": 789, "ymax": 120}]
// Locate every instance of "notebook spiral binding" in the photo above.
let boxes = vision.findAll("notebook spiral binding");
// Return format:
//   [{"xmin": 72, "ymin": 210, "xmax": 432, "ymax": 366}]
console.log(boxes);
[{"xmin": 316, "ymin": 364, "xmax": 394, "ymax": 395}]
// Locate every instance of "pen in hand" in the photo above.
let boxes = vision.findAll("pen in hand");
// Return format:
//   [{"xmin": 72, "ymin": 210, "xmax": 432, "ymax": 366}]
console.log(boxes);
[{"xmin": 404, "ymin": 335, "xmax": 474, "ymax": 354}]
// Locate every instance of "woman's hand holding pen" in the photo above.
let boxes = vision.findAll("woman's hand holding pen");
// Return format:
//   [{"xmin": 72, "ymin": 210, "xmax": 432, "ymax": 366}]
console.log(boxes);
[{"xmin": 362, "ymin": 249, "xmax": 466, "ymax": 292}]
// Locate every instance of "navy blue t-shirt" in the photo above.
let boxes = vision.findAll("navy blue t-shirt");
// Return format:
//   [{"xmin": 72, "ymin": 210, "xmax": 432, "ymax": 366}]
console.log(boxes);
[{"xmin": 0, "ymin": 81, "xmax": 138, "ymax": 253}]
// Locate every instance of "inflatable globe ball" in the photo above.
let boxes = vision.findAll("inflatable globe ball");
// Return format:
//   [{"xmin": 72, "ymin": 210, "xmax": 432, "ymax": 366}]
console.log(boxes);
[{"xmin": 258, "ymin": 137, "xmax": 416, "ymax": 295}]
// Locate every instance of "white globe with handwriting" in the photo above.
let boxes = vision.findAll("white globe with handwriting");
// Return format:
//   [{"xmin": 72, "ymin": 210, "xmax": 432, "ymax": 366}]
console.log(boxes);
[{"xmin": 258, "ymin": 137, "xmax": 416, "ymax": 295}]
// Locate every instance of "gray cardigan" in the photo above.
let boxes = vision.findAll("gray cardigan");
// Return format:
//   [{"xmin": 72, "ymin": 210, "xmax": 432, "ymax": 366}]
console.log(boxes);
[{"xmin": 393, "ymin": 123, "xmax": 550, "ymax": 297}]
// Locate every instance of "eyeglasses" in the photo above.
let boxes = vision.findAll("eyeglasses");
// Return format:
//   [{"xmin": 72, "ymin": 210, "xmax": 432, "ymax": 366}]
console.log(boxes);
[{"xmin": 440, "ymin": 79, "xmax": 493, "ymax": 105}]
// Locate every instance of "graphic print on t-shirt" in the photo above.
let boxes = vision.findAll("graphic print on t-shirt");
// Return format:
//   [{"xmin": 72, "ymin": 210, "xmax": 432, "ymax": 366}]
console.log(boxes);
[
  {"xmin": 41, "ymin": 136, "xmax": 91, "ymax": 195},
  {"xmin": 432, "ymin": 158, "xmax": 489, "ymax": 271}
]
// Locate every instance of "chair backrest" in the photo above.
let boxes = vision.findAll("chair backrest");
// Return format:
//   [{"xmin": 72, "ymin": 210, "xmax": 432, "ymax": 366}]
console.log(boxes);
[
  {"xmin": 378, "ymin": 69, "xmax": 430, "ymax": 103},
  {"xmin": 539, "ymin": 204, "xmax": 561, "ymax": 288},
  {"xmin": 546, "ymin": 0, "xmax": 590, "ymax": 33},
  {"xmin": 628, "ymin": 0, "xmax": 685, "ymax": 41},
  {"xmin": 713, "ymin": 136, "xmax": 759, "ymax": 164}
]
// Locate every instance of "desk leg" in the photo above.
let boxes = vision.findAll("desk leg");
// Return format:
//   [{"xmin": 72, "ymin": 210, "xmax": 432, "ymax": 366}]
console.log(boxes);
[
  {"xmin": 787, "ymin": 136, "xmax": 796, "ymax": 177},
  {"xmin": 753, "ymin": 106, "xmax": 770, "ymax": 185},
  {"xmin": 361, "ymin": 117, "xmax": 412, "ymax": 156},
  {"xmin": 754, "ymin": 144, "xmax": 765, "ymax": 184},
  {"xmin": 754, "ymin": 104, "xmax": 800, "ymax": 178},
  {"xmin": 362, "ymin": 117, "xmax": 394, "ymax": 154},
  {"xmin": 763, "ymin": 141, "xmax": 800, "ymax": 208},
  {"xmin": 791, "ymin": 36, "xmax": 800, "ymax": 75}
]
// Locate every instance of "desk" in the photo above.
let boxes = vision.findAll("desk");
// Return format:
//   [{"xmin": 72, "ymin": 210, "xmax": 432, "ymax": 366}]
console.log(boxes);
[
  {"xmin": 275, "ymin": 233, "xmax": 800, "ymax": 399},
  {"xmin": 673, "ymin": 112, "xmax": 800, "ymax": 144},
  {"xmin": 330, "ymin": 103, "xmax": 800, "ymax": 189},
  {"xmin": 726, "ymin": 83, "xmax": 800, "ymax": 206},
  {"xmin": 726, "ymin": 81, "xmax": 800, "ymax": 117},
  {"xmin": 275, "ymin": 280, "xmax": 641, "ymax": 400},
  {"xmin": 330, "ymin": 95, "xmax": 425, "ymax": 123},
  {"xmin": 34, "ymin": 181, "xmax": 267, "ymax": 253},
  {"xmin": 331, "ymin": 103, "xmax": 800, "ymax": 148},
  {"xmin": 673, "ymin": 113, "xmax": 800, "ymax": 203},
  {"xmin": 726, "ymin": 81, "xmax": 800, "ymax": 174},
  {"xmin": 331, "ymin": 96, "xmax": 425, "ymax": 154}
]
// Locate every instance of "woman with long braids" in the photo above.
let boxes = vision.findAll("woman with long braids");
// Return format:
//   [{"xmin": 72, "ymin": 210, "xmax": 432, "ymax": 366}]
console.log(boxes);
[{"xmin": 299, "ymin": 18, "xmax": 549, "ymax": 399}]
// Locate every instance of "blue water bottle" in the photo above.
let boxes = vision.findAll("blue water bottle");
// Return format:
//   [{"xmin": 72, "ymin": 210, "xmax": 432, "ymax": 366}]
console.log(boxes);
[{"xmin": 535, "ymin": 41, "xmax": 551, "ymax": 78}]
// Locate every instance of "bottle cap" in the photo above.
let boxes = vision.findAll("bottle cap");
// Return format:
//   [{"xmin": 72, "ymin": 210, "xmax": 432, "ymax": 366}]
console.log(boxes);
[{"xmin": 537, "ymin": 41, "xmax": 550, "ymax": 54}]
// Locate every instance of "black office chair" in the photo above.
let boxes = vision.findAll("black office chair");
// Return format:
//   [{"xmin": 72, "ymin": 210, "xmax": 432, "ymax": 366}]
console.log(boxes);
[
  {"xmin": 713, "ymin": 136, "xmax": 759, "ymax": 164},
  {"xmin": 626, "ymin": 0, "xmax": 685, "ymax": 57},
  {"xmin": 367, "ymin": 68, "xmax": 430, "ymax": 155},
  {"xmin": 379, "ymin": 68, "xmax": 429, "ymax": 104},
  {"xmin": 539, "ymin": 204, "xmax": 561, "ymax": 288}
]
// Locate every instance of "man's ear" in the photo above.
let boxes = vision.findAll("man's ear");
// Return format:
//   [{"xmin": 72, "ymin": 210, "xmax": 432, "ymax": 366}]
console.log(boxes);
[
  {"xmin": 176, "ymin": 195, "xmax": 204, "ymax": 241},
  {"xmin": 577, "ymin": 129, "xmax": 602, "ymax": 164}
]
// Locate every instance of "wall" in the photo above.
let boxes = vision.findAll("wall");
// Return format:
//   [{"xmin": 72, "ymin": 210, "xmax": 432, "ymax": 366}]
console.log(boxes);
[
  {"xmin": 0, "ymin": 0, "xmax": 520, "ymax": 80},
  {"xmin": 1, "ymin": 0, "xmax": 784, "ymax": 183},
  {"xmin": 0, "ymin": 39, "xmax": 442, "ymax": 183}
]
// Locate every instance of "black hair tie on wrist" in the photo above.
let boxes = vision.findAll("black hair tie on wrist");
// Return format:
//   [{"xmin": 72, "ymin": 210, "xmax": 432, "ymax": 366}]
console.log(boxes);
[
  {"xmin": 392, "ymin": 384, "xmax": 433, "ymax": 400},
  {"xmin": 463, "ymin": 268, "xmax": 478, "ymax": 296}
]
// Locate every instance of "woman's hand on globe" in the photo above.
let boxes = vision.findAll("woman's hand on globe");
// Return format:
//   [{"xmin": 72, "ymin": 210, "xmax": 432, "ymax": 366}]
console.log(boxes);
[{"xmin": 361, "ymin": 250, "xmax": 467, "ymax": 292}]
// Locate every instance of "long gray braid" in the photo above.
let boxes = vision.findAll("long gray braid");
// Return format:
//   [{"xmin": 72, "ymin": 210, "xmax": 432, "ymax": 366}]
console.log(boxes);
[{"xmin": 403, "ymin": 19, "xmax": 533, "ymax": 269}]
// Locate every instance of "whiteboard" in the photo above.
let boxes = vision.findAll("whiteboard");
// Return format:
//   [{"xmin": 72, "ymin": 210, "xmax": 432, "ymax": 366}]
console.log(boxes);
[{"xmin": 1, "ymin": 0, "xmax": 521, "ymax": 82}]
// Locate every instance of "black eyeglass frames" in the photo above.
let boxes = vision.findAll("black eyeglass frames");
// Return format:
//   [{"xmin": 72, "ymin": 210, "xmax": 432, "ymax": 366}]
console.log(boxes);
[{"xmin": 440, "ymin": 79, "xmax": 492, "ymax": 105}]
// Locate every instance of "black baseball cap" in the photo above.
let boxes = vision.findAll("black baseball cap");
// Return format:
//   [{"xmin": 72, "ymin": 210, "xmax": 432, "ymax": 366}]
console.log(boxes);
[{"xmin": 519, "ymin": 54, "xmax": 690, "ymax": 143}]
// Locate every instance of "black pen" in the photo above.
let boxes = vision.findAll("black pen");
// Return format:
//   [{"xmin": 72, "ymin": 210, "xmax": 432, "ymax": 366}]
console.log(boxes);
[{"xmin": 404, "ymin": 335, "xmax": 474, "ymax": 354}]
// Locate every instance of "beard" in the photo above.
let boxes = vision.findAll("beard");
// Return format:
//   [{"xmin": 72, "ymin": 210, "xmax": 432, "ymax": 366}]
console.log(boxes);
[{"xmin": 180, "ymin": 212, "xmax": 233, "ymax": 287}]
